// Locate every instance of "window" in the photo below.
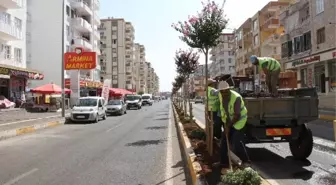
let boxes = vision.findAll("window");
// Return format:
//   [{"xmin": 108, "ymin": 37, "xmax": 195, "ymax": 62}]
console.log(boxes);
[
  {"xmin": 228, "ymin": 58, "xmax": 232, "ymax": 63},
  {"xmin": 317, "ymin": 27, "xmax": 325, "ymax": 44},
  {"xmin": 66, "ymin": 45, "xmax": 70, "ymax": 52},
  {"xmin": 281, "ymin": 42, "xmax": 288, "ymax": 58},
  {"xmin": 112, "ymin": 31, "xmax": 117, "ymax": 35},
  {"xmin": 14, "ymin": 48, "xmax": 22, "ymax": 63},
  {"xmin": 3, "ymin": 45, "xmax": 11, "ymax": 59},
  {"xmin": 112, "ymin": 21, "xmax": 118, "ymax": 26},
  {"xmin": 1, "ymin": 12, "xmax": 11, "ymax": 24},
  {"xmin": 66, "ymin": 25, "xmax": 70, "ymax": 37},
  {"xmin": 237, "ymin": 31, "xmax": 242, "ymax": 40},
  {"xmin": 253, "ymin": 20, "xmax": 258, "ymax": 31},
  {"xmin": 273, "ymin": 47, "xmax": 277, "ymax": 54},
  {"xmin": 112, "ymin": 48, "xmax": 116, "ymax": 53},
  {"xmin": 100, "ymin": 32, "xmax": 104, "ymax": 36},
  {"xmin": 294, "ymin": 36, "xmax": 301, "ymax": 54},
  {"xmin": 112, "ymin": 75, "xmax": 118, "ymax": 79},
  {"xmin": 113, "ymin": 39, "xmax": 117, "ymax": 44},
  {"xmin": 287, "ymin": 40, "xmax": 293, "ymax": 56},
  {"xmin": 303, "ymin": 31, "xmax": 311, "ymax": 50},
  {"xmin": 66, "ymin": 6, "xmax": 70, "ymax": 16},
  {"xmin": 316, "ymin": 0, "xmax": 324, "ymax": 14},
  {"xmin": 14, "ymin": 18, "xmax": 22, "ymax": 30},
  {"xmin": 112, "ymin": 57, "xmax": 117, "ymax": 62},
  {"xmin": 253, "ymin": 35, "xmax": 259, "ymax": 46}
]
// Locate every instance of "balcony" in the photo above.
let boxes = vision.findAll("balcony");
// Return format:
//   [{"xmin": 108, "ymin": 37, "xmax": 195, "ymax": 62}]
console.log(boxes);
[
  {"xmin": 94, "ymin": 12, "xmax": 100, "ymax": 25},
  {"xmin": 262, "ymin": 34, "xmax": 280, "ymax": 46},
  {"xmin": 72, "ymin": 17, "xmax": 91, "ymax": 33},
  {"xmin": 0, "ymin": 0, "xmax": 22, "ymax": 9},
  {"xmin": 0, "ymin": 54, "xmax": 24, "ymax": 68},
  {"xmin": 93, "ymin": 0, "xmax": 99, "ymax": 10},
  {"xmin": 261, "ymin": 17, "xmax": 280, "ymax": 30},
  {"xmin": 73, "ymin": 38, "xmax": 92, "ymax": 50},
  {"xmin": 0, "ymin": 20, "xmax": 22, "ymax": 40},
  {"xmin": 126, "ymin": 67, "xmax": 132, "ymax": 73},
  {"xmin": 93, "ymin": 30, "xmax": 100, "ymax": 39},
  {"xmin": 71, "ymin": 0, "xmax": 92, "ymax": 16}
]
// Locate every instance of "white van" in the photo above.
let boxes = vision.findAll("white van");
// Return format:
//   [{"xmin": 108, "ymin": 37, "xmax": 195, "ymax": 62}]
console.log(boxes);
[
  {"xmin": 70, "ymin": 96, "xmax": 107, "ymax": 123},
  {"xmin": 141, "ymin": 94, "xmax": 154, "ymax": 106}
]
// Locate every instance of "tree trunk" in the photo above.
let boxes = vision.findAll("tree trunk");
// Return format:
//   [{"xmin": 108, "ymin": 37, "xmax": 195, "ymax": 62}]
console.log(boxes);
[{"xmin": 204, "ymin": 48, "xmax": 213, "ymax": 156}]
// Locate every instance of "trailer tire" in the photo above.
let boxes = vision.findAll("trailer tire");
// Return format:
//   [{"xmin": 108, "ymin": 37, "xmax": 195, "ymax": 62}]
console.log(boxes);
[{"xmin": 289, "ymin": 125, "xmax": 313, "ymax": 160}]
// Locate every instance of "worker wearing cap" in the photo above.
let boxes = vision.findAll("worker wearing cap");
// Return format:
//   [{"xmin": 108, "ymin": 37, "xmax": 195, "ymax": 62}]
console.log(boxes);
[
  {"xmin": 217, "ymin": 81, "xmax": 248, "ymax": 174},
  {"xmin": 250, "ymin": 55, "xmax": 281, "ymax": 95},
  {"xmin": 207, "ymin": 78, "xmax": 222, "ymax": 139}
]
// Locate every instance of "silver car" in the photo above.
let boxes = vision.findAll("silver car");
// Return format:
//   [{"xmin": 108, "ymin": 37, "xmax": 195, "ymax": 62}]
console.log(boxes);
[{"xmin": 106, "ymin": 99, "xmax": 127, "ymax": 116}]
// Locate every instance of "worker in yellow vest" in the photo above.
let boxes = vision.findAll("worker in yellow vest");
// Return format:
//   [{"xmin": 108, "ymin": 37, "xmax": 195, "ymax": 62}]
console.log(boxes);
[
  {"xmin": 217, "ymin": 81, "xmax": 248, "ymax": 174},
  {"xmin": 250, "ymin": 55, "xmax": 281, "ymax": 95},
  {"xmin": 207, "ymin": 78, "xmax": 222, "ymax": 139}
]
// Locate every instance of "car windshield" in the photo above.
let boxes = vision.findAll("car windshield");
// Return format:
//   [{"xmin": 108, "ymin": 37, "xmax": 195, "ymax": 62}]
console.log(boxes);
[
  {"xmin": 126, "ymin": 96, "xmax": 140, "ymax": 101},
  {"xmin": 77, "ymin": 98, "xmax": 97, "ymax": 107},
  {"xmin": 142, "ymin": 96, "xmax": 150, "ymax": 99},
  {"xmin": 108, "ymin": 100, "xmax": 121, "ymax": 105},
  {"xmin": 195, "ymin": 96, "xmax": 202, "ymax": 99}
]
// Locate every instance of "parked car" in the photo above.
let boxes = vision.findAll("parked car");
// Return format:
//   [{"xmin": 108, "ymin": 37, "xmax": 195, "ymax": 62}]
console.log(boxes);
[
  {"xmin": 194, "ymin": 96, "xmax": 203, "ymax": 104},
  {"xmin": 70, "ymin": 96, "xmax": 107, "ymax": 123},
  {"xmin": 106, "ymin": 99, "xmax": 127, "ymax": 115},
  {"xmin": 125, "ymin": 95, "xmax": 142, "ymax": 109}
]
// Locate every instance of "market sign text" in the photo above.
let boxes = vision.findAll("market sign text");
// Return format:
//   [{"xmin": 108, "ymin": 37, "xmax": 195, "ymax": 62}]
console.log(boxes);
[
  {"xmin": 64, "ymin": 47, "xmax": 96, "ymax": 70},
  {"xmin": 292, "ymin": 55, "xmax": 320, "ymax": 67}
]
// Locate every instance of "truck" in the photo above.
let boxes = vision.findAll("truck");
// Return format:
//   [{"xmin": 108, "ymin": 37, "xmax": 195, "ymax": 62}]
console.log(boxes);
[{"xmin": 215, "ymin": 74, "xmax": 318, "ymax": 160}]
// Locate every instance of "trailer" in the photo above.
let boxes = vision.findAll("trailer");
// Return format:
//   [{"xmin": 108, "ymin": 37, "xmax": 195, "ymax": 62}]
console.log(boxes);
[{"xmin": 214, "ymin": 74, "xmax": 318, "ymax": 160}]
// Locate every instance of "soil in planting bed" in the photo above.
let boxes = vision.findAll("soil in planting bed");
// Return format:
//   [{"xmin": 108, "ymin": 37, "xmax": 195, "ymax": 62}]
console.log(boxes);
[{"xmin": 178, "ymin": 114, "xmax": 223, "ymax": 185}]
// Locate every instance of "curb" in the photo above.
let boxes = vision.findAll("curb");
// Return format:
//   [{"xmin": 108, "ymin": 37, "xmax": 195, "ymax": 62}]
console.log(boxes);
[
  {"xmin": 0, "ymin": 119, "xmax": 65, "ymax": 141},
  {"xmin": 319, "ymin": 114, "xmax": 336, "ymax": 121},
  {"xmin": 172, "ymin": 104, "xmax": 204, "ymax": 185}
]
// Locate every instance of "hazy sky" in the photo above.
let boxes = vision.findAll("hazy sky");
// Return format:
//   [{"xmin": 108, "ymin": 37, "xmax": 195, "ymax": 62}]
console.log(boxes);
[{"xmin": 99, "ymin": 0, "xmax": 273, "ymax": 91}]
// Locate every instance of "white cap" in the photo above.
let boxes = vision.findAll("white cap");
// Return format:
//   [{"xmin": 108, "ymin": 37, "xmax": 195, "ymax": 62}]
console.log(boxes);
[{"xmin": 218, "ymin": 81, "xmax": 232, "ymax": 91}]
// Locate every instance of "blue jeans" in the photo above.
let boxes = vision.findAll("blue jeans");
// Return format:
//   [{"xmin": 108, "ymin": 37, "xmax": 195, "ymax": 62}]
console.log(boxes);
[{"xmin": 220, "ymin": 127, "xmax": 247, "ymax": 168}]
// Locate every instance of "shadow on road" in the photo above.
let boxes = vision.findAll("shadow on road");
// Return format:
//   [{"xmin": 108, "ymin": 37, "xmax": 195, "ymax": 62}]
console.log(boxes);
[
  {"xmin": 145, "ymin": 126, "xmax": 167, "ymax": 130},
  {"xmin": 247, "ymin": 147, "xmax": 314, "ymax": 181},
  {"xmin": 154, "ymin": 118, "xmax": 169, "ymax": 121},
  {"xmin": 125, "ymin": 139, "xmax": 166, "ymax": 147},
  {"xmin": 172, "ymin": 160, "xmax": 184, "ymax": 168}
]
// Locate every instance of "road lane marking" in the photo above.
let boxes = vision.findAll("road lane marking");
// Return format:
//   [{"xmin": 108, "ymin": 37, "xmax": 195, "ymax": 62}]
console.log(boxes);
[
  {"xmin": 3, "ymin": 168, "xmax": 38, "ymax": 185},
  {"xmin": 165, "ymin": 106, "xmax": 174, "ymax": 185},
  {"xmin": 106, "ymin": 123, "xmax": 124, "ymax": 132}
]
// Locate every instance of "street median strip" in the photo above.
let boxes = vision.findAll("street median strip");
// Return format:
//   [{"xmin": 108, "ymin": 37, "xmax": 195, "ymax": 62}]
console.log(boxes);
[
  {"xmin": 172, "ymin": 104, "xmax": 203, "ymax": 185},
  {"xmin": 0, "ymin": 119, "xmax": 65, "ymax": 141}
]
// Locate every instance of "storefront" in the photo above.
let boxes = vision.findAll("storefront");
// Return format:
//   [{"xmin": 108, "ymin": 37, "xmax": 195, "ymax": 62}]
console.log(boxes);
[
  {"xmin": 0, "ymin": 64, "xmax": 44, "ymax": 100},
  {"xmin": 285, "ymin": 49, "xmax": 336, "ymax": 94},
  {"xmin": 64, "ymin": 79, "xmax": 103, "ymax": 96}
]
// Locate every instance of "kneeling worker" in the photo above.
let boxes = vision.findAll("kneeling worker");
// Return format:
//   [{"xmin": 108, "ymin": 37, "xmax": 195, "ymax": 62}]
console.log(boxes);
[
  {"xmin": 250, "ymin": 55, "xmax": 281, "ymax": 95},
  {"xmin": 217, "ymin": 81, "xmax": 248, "ymax": 174}
]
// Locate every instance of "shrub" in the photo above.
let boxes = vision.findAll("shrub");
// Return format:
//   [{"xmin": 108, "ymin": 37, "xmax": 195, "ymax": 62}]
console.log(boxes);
[{"xmin": 221, "ymin": 168, "xmax": 261, "ymax": 185}]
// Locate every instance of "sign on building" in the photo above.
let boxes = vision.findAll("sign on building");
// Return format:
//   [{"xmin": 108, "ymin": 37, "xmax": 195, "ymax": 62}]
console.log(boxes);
[{"xmin": 64, "ymin": 47, "xmax": 96, "ymax": 70}]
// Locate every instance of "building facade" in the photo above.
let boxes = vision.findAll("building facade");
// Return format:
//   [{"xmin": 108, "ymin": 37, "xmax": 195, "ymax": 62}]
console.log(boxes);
[
  {"xmin": 209, "ymin": 33, "xmax": 235, "ymax": 77},
  {"xmin": 99, "ymin": 18, "xmax": 136, "ymax": 90},
  {"xmin": 0, "ymin": 0, "xmax": 43, "ymax": 100},
  {"xmin": 27, "ymin": 0, "xmax": 101, "ymax": 88},
  {"xmin": 280, "ymin": 0, "xmax": 336, "ymax": 93}
]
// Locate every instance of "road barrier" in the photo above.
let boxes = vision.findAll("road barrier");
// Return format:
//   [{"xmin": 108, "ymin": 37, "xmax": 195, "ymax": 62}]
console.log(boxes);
[{"xmin": 334, "ymin": 120, "xmax": 336, "ymax": 149}]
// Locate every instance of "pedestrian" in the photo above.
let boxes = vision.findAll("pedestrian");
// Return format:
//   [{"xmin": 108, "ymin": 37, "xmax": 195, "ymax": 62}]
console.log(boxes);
[
  {"xmin": 217, "ymin": 81, "xmax": 248, "ymax": 174},
  {"xmin": 250, "ymin": 55, "xmax": 281, "ymax": 95},
  {"xmin": 207, "ymin": 78, "xmax": 222, "ymax": 139}
]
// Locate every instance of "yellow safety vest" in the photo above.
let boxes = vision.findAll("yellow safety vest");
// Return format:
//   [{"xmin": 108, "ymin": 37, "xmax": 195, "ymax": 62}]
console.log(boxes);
[
  {"xmin": 207, "ymin": 86, "xmax": 219, "ymax": 111},
  {"xmin": 258, "ymin": 57, "xmax": 281, "ymax": 72},
  {"xmin": 218, "ymin": 90, "xmax": 247, "ymax": 130}
]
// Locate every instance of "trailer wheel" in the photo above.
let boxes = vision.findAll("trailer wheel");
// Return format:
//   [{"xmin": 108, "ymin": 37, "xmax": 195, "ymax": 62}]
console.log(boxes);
[{"xmin": 289, "ymin": 124, "xmax": 313, "ymax": 160}]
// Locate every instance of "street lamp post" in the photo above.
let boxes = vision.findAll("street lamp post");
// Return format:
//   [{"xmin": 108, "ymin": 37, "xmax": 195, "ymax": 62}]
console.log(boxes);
[{"xmin": 61, "ymin": 0, "xmax": 65, "ymax": 117}]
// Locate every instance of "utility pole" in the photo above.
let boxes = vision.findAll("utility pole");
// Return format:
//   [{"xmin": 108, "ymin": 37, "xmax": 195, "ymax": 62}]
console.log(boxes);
[{"xmin": 61, "ymin": 0, "xmax": 65, "ymax": 117}]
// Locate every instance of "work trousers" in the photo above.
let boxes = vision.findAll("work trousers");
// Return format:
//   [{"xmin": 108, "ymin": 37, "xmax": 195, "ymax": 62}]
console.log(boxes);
[
  {"xmin": 208, "ymin": 111, "xmax": 222, "ymax": 139},
  {"xmin": 266, "ymin": 69, "xmax": 280, "ymax": 95},
  {"xmin": 220, "ymin": 127, "xmax": 247, "ymax": 168}
]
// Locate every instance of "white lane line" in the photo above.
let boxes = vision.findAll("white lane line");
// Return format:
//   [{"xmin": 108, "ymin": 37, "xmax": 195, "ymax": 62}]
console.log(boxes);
[
  {"xmin": 165, "ymin": 106, "xmax": 174, "ymax": 185},
  {"xmin": 106, "ymin": 123, "xmax": 124, "ymax": 132},
  {"xmin": 3, "ymin": 168, "xmax": 38, "ymax": 185}
]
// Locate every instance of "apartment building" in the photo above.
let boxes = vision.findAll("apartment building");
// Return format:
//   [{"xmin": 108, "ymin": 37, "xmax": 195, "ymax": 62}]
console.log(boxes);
[
  {"xmin": 137, "ymin": 44, "xmax": 147, "ymax": 93},
  {"xmin": 0, "ymin": 0, "xmax": 43, "ymax": 99},
  {"xmin": 153, "ymin": 73, "xmax": 159, "ymax": 94},
  {"xmin": 209, "ymin": 33, "xmax": 235, "ymax": 77},
  {"xmin": 146, "ymin": 62, "xmax": 154, "ymax": 93},
  {"xmin": 189, "ymin": 64, "xmax": 207, "ymax": 96},
  {"xmin": 280, "ymin": 0, "xmax": 336, "ymax": 94},
  {"xmin": 234, "ymin": 0, "xmax": 291, "ymax": 88},
  {"xmin": 27, "ymin": 0, "xmax": 101, "ymax": 88},
  {"xmin": 99, "ymin": 18, "xmax": 136, "ymax": 90}
]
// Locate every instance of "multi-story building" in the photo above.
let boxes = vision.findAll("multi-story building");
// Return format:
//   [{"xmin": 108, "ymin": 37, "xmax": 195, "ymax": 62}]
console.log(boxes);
[
  {"xmin": 153, "ymin": 73, "xmax": 159, "ymax": 95},
  {"xmin": 99, "ymin": 18, "xmax": 136, "ymax": 90},
  {"xmin": 146, "ymin": 62, "xmax": 154, "ymax": 93},
  {"xmin": 27, "ymin": 0, "xmax": 101, "ymax": 88},
  {"xmin": 189, "ymin": 64, "xmax": 207, "ymax": 97},
  {"xmin": 0, "ymin": 0, "xmax": 43, "ymax": 99},
  {"xmin": 209, "ymin": 33, "xmax": 235, "ymax": 77},
  {"xmin": 280, "ymin": 0, "xmax": 336, "ymax": 94},
  {"xmin": 137, "ymin": 45, "xmax": 147, "ymax": 93},
  {"xmin": 234, "ymin": 0, "xmax": 291, "ymax": 88}
]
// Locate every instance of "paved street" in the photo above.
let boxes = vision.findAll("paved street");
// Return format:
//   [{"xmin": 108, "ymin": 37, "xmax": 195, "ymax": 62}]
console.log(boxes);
[
  {"xmin": 191, "ymin": 103, "xmax": 336, "ymax": 185},
  {"xmin": 0, "ymin": 101, "xmax": 187, "ymax": 185}
]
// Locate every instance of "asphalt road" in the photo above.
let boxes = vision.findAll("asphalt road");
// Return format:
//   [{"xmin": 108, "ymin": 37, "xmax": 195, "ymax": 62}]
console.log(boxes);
[
  {"xmin": 0, "ymin": 101, "xmax": 187, "ymax": 185},
  {"xmin": 191, "ymin": 103, "xmax": 336, "ymax": 185}
]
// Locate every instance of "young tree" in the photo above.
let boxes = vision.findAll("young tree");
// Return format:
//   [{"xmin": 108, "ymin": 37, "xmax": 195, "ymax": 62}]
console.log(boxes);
[{"xmin": 172, "ymin": 0, "xmax": 228, "ymax": 156}]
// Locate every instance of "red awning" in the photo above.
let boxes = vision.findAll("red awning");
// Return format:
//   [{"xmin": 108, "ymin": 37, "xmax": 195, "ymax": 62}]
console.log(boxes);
[{"xmin": 31, "ymin": 83, "xmax": 71, "ymax": 94}]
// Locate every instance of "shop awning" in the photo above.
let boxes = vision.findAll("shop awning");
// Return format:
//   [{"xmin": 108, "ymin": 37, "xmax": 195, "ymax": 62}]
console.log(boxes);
[
  {"xmin": 31, "ymin": 83, "xmax": 71, "ymax": 94},
  {"xmin": 0, "ymin": 64, "xmax": 44, "ymax": 80}
]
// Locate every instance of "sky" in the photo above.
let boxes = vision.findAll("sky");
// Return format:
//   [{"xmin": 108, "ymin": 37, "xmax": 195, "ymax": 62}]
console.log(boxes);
[{"xmin": 99, "ymin": 0, "xmax": 274, "ymax": 92}]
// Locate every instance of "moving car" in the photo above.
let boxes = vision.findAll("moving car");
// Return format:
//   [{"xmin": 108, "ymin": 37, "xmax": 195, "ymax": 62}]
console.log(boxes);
[
  {"xmin": 106, "ymin": 99, "xmax": 127, "ymax": 115},
  {"xmin": 70, "ymin": 96, "xmax": 107, "ymax": 123},
  {"xmin": 194, "ymin": 96, "xmax": 203, "ymax": 104},
  {"xmin": 125, "ymin": 95, "xmax": 142, "ymax": 109},
  {"xmin": 141, "ymin": 94, "xmax": 153, "ymax": 106}
]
